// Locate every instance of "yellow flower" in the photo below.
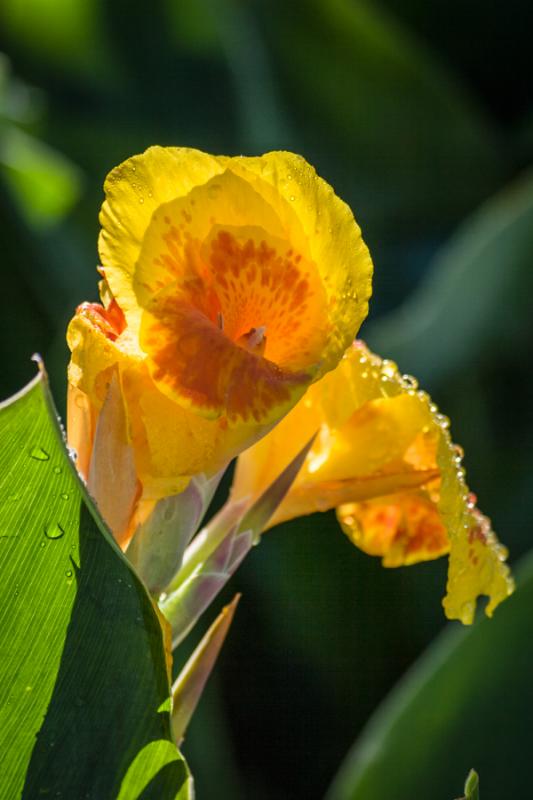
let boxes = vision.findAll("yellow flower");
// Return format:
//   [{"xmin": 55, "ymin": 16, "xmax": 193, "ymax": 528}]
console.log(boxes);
[
  {"xmin": 67, "ymin": 147, "xmax": 372, "ymax": 544},
  {"xmin": 232, "ymin": 342, "xmax": 514, "ymax": 623}
]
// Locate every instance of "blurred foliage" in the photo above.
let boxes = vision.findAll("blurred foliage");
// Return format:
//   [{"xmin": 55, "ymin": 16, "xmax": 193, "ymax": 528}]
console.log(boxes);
[
  {"xmin": 328, "ymin": 554, "xmax": 533, "ymax": 800},
  {"xmin": 0, "ymin": 0, "xmax": 531, "ymax": 798}
]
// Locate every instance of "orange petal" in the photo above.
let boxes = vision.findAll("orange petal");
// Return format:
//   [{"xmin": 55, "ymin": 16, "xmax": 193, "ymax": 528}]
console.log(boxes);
[
  {"xmin": 140, "ymin": 293, "xmax": 310, "ymax": 424},
  {"xmin": 87, "ymin": 372, "xmax": 140, "ymax": 548},
  {"xmin": 338, "ymin": 489, "xmax": 449, "ymax": 567},
  {"xmin": 67, "ymin": 384, "xmax": 97, "ymax": 482}
]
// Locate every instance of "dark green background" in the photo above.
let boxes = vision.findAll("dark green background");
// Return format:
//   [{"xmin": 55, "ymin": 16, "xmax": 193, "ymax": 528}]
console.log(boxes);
[{"xmin": 1, "ymin": 1, "xmax": 531, "ymax": 797}]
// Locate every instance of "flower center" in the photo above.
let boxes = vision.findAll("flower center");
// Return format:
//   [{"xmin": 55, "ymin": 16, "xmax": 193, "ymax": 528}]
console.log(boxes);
[{"xmin": 236, "ymin": 326, "xmax": 267, "ymax": 356}]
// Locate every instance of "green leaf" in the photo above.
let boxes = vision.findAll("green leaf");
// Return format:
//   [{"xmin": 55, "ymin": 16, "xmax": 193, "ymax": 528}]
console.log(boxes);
[
  {"xmin": 0, "ymin": 369, "xmax": 192, "ymax": 799},
  {"xmin": 326, "ymin": 552, "xmax": 533, "ymax": 800}
]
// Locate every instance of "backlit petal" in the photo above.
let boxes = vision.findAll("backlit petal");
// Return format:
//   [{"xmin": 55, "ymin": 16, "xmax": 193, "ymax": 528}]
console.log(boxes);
[
  {"xmin": 233, "ymin": 341, "xmax": 514, "ymax": 620},
  {"xmin": 99, "ymin": 146, "xmax": 223, "ymax": 327},
  {"xmin": 222, "ymin": 152, "xmax": 373, "ymax": 373}
]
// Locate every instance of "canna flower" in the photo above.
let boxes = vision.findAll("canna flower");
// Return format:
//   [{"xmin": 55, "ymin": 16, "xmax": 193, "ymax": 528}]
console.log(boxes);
[
  {"xmin": 67, "ymin": 147, "xmax": 372, "ymax": 545},
  {"xmin": 232, "ymin": 342, "xmax": 514, "ymax": 623}
]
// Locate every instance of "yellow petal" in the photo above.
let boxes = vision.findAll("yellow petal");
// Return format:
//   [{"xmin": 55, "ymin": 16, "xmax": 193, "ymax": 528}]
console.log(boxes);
[
  {"xmin": 233, "ymin": 342, "xmax": 439, "ymax": 522},
  {"xmin": 338, "ymin": 487, "xmax": 449, "ymax": 567},
  {"xmin": 436, "ymin": 430, "xmax": 514, "ymax": 623},
  {"xmin": 98, "ymin": 147, "xmax": 372, "ymax": 426},
  {"xmin": 99, "ymin": 146, "xmax": 223, "ymax": 327},
  {"xmin": 223, "ymin": 152, "xmax": 373, "ymax": 373},
  {"xmin": 233, "ymin": 341, "xmax": 514, "ymax": 620}
]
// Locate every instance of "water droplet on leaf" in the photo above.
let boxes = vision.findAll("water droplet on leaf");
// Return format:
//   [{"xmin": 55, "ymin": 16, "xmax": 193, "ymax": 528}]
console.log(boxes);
[
  {"xmin": 30, "ymin": 446, "xmax": 49, "ymax": 461},
  {"xmin": 45, "ymin": 522, "xmax": 65, "ymax": 540},
  {"xmin": 53, "ymin": 466, "xmax": 62, "ymax": 474}
]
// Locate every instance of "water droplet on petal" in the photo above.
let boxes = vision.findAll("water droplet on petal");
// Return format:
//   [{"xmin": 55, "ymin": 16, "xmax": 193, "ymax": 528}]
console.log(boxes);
[
  {"xmin": 30, "ymin": 446, "xmax": 49, "ymax": 461},
  {"xmin": 45, "ymin": 522, "xmax": 65, "ymax": 540},
  {"xmin": 401, "ymin": 374, "xmax": 419, "ymax": 390}
]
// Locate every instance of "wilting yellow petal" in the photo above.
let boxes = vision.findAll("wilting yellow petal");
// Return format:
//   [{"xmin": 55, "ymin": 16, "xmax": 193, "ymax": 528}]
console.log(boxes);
[{"xmin": 233, "ymin": 341, "xmax": 514, "ymax": 621}]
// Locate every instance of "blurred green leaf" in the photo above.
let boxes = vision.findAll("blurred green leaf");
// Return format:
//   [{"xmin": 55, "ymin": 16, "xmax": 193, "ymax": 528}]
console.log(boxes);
[
  {"xmin": 0, "ymin": 369, "xmax": 192, "ymax": 799},
  {"xmin": 366, "ymin": 168, "xmax": 533, "ymax": 387},
  {"xmin": 326, "ymin": 551, "xmax": 533, "ymax": 800},
  {"xmin": 0, "ymin": 126, "xmax": 82, "ymax": 228},
  {"xmin": 0, "ymin": 53, "xmax": 43, "ymax": 125},
  {"xmin": 163, "ymin": 0, "xmax": 221, "ymax": 54},
  {"xmin": 264, "ymin": 0, "xmax": 504, "ymax": 231},
  {"xmin": 463, "ymin": 769, "xmax": 480, "ymax": 800},
  {"xmin": 0, "ymin": 0, "xmax": 112, "ymax": 77}
]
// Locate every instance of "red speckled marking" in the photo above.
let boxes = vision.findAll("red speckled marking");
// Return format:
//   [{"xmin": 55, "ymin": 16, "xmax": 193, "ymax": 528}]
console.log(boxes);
[{"xmin": 139, "ymin": 226, "xmax": 328, "ymax": 421}]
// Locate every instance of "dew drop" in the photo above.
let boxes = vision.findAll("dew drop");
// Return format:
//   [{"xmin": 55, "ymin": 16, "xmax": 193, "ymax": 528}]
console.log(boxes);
[
  {"xmin": 30, "ymin": 446, "xmax": 49, "ymax": 461},
  {"xmin": 289, "ymin": 195, "xmax": 296, "ymax": 201},
  {"xmin": 60, "ymin": 493, "xmax": 69, "ymax": 501},
  {"xmin": 45, "ymin": 522, "xmax": 65, "ymax": 540},
  {"xmin": 7, "ymin": 493, "xmax": 19, "ymax": 502},
  {"xmin": 53, "ymin": 465, "xmax": 62, "ymax": 474},
  {"xmin": 65, "ymin": 569, "xmax": 73, "ymax": 578},
  {"xmin": 401, "ymin": 374, "xmax": 419, "ymax": 390},
  {"xmin": 139, "ymin": 197, "xmax": 144, "ymax": 204},
  {"xmin": 40, "ymin": 541, "xmax": 46, "ymax": 548}
]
